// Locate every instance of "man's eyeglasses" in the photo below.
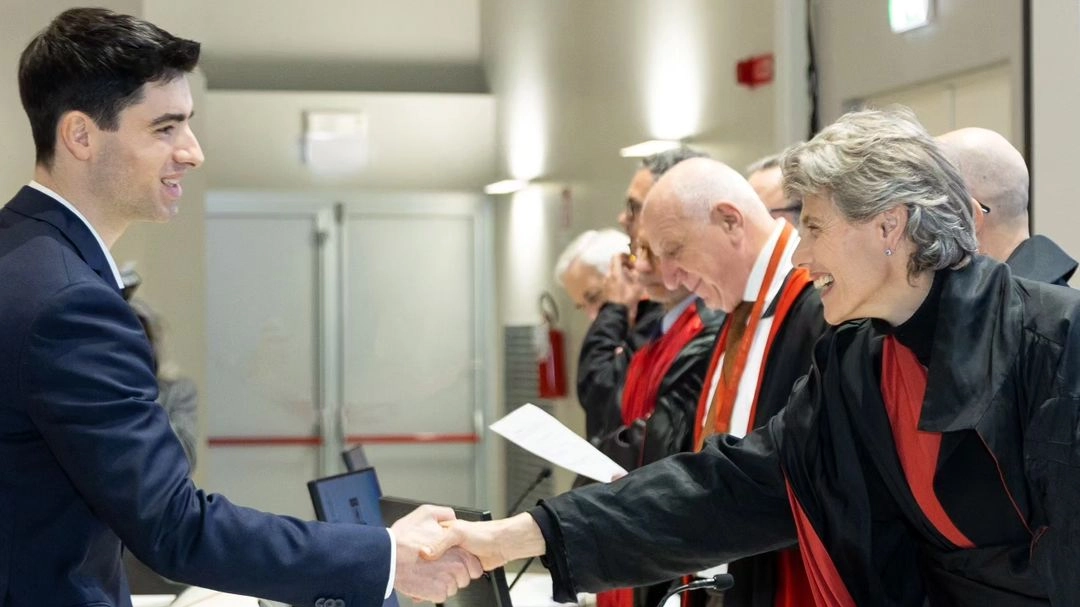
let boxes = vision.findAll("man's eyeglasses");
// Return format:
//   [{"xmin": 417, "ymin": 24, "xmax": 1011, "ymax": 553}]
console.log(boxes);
[
  {"xmin": 978, "ymin": 202, "xmax": 991, "ymax": 214},
  {"xmin": 769, "ymin": 201, "xmax": 803, "ymax": 222}
]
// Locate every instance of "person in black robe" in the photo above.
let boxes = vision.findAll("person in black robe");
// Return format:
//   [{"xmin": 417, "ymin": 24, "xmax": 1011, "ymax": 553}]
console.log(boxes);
[{"xmin": 440, "ymin": 108, "xmax": 1080, "ymax": 606}]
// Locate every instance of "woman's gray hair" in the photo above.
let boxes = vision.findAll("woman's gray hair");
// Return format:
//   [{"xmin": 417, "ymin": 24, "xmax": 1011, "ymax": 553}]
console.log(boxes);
[
  {"xmin": 553, "ymin": 228, "xmax": 629, "ymax": 285},
  {"xmin": 781, "ymin": 107, "xmax": 977, "ymax": 278}
]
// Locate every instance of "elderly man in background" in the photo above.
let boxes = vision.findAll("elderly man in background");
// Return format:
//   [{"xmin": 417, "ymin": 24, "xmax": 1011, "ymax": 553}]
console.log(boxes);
[
  {"xmin": 746, "ymin": 152, "xmax": 803, "ymax": 226},
  {"xmin": 555, "ymin": 228, "xmax": 640, "ymax": 447},
  {"xmin": 938, "ymin": 126, "xmax": 1077, "ymax": 285}
]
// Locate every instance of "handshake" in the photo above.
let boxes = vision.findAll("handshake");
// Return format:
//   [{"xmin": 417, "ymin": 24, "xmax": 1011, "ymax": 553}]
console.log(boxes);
[{"xmin": 389, "ymin": 506, "xmax": 545, "ymax": 603}]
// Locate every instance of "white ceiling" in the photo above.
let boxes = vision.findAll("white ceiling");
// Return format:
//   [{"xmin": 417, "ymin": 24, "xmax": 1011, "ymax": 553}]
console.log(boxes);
[{"xmin": 145, "ymin": 0, "xmax": 486, "ymax": 91}]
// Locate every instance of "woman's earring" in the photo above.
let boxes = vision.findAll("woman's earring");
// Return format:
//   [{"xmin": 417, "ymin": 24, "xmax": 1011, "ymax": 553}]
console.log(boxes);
[{"xmin": 884, "ymin": 248, "xmax": 893, "ymax": 256}]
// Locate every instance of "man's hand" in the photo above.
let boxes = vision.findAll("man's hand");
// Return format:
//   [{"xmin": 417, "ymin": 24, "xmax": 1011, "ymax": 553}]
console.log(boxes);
[
  {"xmin": 431, "ymin": 513, "xmax": 547, "ymax": 572},
  {"xmin": 603, "ymin": 253, "xmax": 645, "ymax": 312},
  {"xmin": 391, "ymin": 505, "xmax": 483, "ymax": 602}
]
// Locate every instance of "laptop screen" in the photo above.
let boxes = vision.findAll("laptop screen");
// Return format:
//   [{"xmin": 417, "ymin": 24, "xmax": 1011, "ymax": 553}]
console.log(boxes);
[
  {"xmin": 308, "ymin": 467, "xmax": 386, "ymax": 527},
  {"xmin": 308, "ymin": 468, "xmax": 400, "ymax": 607},
  {"xmin": 380, "ymin": 496, "xmax": 514, "ymax": 607}
]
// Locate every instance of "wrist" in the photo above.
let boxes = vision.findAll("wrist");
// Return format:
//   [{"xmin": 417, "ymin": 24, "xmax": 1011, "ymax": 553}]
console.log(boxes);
[{"xmin": 499, "ymin": 513, "xmax": 546, "ymax": 562}]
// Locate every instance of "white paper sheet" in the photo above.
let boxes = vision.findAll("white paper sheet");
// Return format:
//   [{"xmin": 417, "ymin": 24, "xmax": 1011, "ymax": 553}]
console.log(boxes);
[{"xmin": 490, "ymin": 403, "xmax": 628, "ymax": 483}]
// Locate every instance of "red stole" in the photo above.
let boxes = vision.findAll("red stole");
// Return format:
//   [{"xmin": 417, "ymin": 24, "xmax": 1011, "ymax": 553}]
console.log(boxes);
[
  {"xmin": 785, "ymin": 482, "xmax": 857, "ymax": 607},
  {"xmin": 783, "ymin": 336, "xmax": 979, "ymax": 607},
  {"xmin": 597, "ymin": 588, "xmax": 634, "ymax": 607},
  {"xmin": 880, "ymin": 336, "xmax": 974, "ymax": 549},
  {"xmin": 621, "ymin": 302, "xmax": 704, "ymax": 425},
  {"xmin": 692, "ymin": 269, "xmax": 812, "ymax": 447},
  {"xmin": 693, "ymin": 223, "xmax": 806, "ymax": 449}
]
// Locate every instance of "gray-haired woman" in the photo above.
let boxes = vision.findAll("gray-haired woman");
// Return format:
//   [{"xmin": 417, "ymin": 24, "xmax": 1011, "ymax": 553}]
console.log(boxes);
[{"xmin": 774, "ymin": 108, "xmax": 1076, "ymax": 604}]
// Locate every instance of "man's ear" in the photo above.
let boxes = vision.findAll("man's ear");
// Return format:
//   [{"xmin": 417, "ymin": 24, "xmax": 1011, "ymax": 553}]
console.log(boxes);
[
  {"xmin": 710, "ymin": 201, "xmax": 743, "ymax": 233},
  {"xmin": 56, "ymin": 111, "xmax": 94, "ymax": 162}
]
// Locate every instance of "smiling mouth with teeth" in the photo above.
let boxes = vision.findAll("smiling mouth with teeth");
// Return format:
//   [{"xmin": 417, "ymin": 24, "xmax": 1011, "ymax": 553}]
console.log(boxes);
[{"xmin": 813, "ymin": 275, "xmax": 834, "ymax": 290}]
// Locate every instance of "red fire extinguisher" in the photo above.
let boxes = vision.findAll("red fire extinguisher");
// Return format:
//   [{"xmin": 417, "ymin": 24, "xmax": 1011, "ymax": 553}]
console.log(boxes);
[{"xmin": 536, "ymin": 292, "xmax": 568, "ymax": 398}]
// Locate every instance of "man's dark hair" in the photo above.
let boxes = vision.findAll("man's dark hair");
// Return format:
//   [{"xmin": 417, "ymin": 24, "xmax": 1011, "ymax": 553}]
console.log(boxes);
[
  {"xmin": 641, "ymin": 146, "xmax": 709, "ymax": 179},
  {"xmin": 19, "ymin": 7, "xmax": 201, "ymax": 166}
]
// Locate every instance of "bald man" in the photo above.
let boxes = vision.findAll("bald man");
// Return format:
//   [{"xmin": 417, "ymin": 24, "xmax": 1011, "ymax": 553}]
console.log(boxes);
[
  {"xmin": 938, "ymin": 127, "xmax": 1077, "ymax": 285},
  {"xmin": 445, "ymin": 159, "xmax": 828, "ymax": 607}
]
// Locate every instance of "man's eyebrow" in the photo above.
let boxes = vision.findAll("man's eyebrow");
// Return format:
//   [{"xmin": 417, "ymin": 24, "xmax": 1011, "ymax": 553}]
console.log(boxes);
[{"xmin": 149, "ymin": 111, "xmax": 194, "ymax": 127}]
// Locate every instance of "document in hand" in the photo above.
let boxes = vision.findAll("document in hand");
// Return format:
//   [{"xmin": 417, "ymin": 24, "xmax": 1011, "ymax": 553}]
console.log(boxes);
[{"xmin": 490, "ymin": 403, "xmax": 628, "ymax": 483}]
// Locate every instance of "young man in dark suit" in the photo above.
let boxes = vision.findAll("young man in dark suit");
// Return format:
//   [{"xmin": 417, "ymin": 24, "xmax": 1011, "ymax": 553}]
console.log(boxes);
[{"xmin": 0, "ymin": 8, "xmax": 479, "ymax": 606}]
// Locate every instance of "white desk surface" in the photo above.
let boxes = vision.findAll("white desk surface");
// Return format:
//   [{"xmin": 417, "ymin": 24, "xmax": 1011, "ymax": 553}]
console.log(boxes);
[
  {"xmin": 133, "ymin": 571, "xmax": 594, "ymax": 607},
  {"xmin": 135, "ymin": 587, "xmax": 261, "ymax": 607},
  {"xmin": 132, "ymin": 595, "xmax": 176, "ymax": 607},
  {"xmin": 509, "ymin": 571, "xmax": 593, "ymax": 607}
]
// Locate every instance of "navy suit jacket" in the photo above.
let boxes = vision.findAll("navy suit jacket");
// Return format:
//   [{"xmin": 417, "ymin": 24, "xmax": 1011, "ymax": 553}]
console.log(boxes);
[{"xmin": 0, "ymin": 187, "xmax": 390, "ymax": 607}]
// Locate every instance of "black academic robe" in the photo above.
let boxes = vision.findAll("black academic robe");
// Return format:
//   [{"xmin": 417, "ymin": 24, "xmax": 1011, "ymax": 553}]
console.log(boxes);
[
  {"xmin": 636, "ymin": 301, "xmax": 724, "ymax": 466},
  {"xmin": 1005, "ymin": 234, "xmax": 1077, "ymax": 286},
  {"xmin": 536, "ymin": 257, "xmax": 1080, "ymax": 606},
  {"xmin": 577, "ymin": 300, "xmax": 665, "ymax": 443}
]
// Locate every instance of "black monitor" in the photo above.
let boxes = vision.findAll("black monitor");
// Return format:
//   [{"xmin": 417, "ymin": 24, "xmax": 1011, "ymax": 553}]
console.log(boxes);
[
  {"xmin": 308, "ymin": 468, "xmax": 400, "ymax": 607},
  {"xmin": 380, "ymin": 496, "xmax": 514, "ymax": 607}
]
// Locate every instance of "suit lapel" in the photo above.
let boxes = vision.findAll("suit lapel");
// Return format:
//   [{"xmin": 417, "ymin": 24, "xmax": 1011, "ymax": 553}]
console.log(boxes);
[{"xmin": 4, "ymin": 186, "xmax": 121, "ymax": 294}]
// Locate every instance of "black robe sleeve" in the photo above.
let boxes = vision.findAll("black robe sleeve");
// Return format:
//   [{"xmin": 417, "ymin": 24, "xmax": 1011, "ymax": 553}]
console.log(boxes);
[
  {"xmin": 576, "ymin": 303, "xmax": 634, "ymax": 441},
  {"xmin": 576, "ymin": 301, "xmax": 662, "ymax": 441},
  {"xmin": 1023, "ymin": 293, "xmax": 1080, "ymax": 605},
  {"xmin": 639, "ymin": 320, "xmax": 720, "ymax": 464},
  {"xmin": 536, "ymin": 423, "xmax": 798, "ymax": 598}
]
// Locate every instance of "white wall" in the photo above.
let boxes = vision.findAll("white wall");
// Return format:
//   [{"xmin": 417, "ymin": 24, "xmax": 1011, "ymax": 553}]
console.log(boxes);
[
  {"xmin": 144, "ymin": 0, "xmax": 485, "ymax": 92},
  {"xmin": 482, "ymin": 0, "xmax": 803, "ymax": 491},
  {"xmin": 1031, "ymin": 1, "xmax": 1080, "ymax": 279},
  {"xmin": 814, "ymin": 0, "xmax": 1024, "ymax": 137},
  {"xmin": 203, "ymin": 91, "xmax": 496, "ymax": 191}
]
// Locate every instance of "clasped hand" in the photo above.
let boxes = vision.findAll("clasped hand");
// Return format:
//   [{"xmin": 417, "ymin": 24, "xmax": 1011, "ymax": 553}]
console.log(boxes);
[{"xmin": 392, "ymin": 509, "xmax": 542, "ymax": 603}]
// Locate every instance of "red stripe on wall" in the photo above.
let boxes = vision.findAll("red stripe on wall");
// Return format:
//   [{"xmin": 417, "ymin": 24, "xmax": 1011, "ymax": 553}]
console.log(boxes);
[{"xmin": 208, "ymin": 433, "xmax": 480, "ymax": 447}]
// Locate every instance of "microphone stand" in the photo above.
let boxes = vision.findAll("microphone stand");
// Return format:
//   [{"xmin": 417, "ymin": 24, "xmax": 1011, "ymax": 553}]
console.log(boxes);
[
  {"xmin": 654, "ymin": 575, "xmax": 735, "ymax": 607},
  {"xmin": 508, "ymin": 467, "xmax": 552, "ymax": 514}
]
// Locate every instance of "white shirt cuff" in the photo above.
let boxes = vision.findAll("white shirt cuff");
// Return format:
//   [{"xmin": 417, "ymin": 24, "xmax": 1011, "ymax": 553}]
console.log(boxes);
[{"xmin": 385, "ymin": 528, "xmax": 397, "ymax": 599}]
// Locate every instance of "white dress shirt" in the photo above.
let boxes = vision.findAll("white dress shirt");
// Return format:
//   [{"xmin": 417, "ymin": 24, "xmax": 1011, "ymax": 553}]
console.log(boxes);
[{"xmin": 660, "ymin": 294, "xmax": 699, "ymax": 335}]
